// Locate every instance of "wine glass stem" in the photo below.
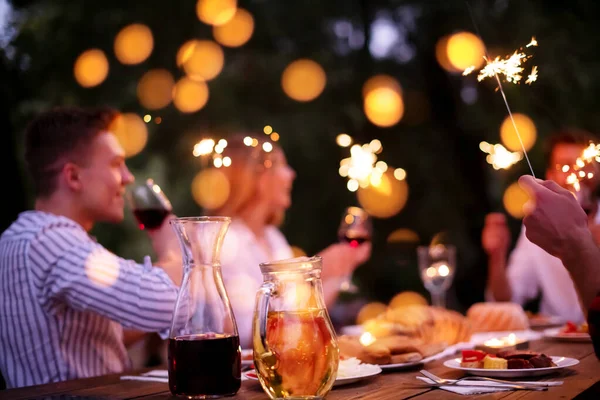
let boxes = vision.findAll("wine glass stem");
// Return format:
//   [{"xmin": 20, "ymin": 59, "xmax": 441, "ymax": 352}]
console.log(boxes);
[{"xmin": 431, "ymin": 291, "xmax": 446, "ymax": 308}]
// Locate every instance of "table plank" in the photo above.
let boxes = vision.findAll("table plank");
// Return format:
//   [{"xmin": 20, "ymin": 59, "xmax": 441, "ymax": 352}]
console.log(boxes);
[{"xmin": 1, "ymin": 338, "xmax": 596, "ymax": 400}]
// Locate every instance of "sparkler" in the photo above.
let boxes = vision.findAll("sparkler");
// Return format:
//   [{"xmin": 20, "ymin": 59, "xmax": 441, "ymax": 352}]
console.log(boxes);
[
  {"xmin": 464, "ymin": 1, "xmax": 537, "ymax": 178},
  {"xmin": 336, "ymin": 134, "xmax": 406, "ymax": 192},
  {"xmin": 479, "ymin": 141, "xmax": 523, "ymax": 170},
  {"xmin": 463, "ymin": 37, "xmax": 538, "ymax": 85}
]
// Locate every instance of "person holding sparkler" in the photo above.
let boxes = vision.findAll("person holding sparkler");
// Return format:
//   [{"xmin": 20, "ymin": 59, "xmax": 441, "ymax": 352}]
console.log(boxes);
[
  {"xmin": 518, "ymin": 175, "xmax": 600, "ymax": 358},
  {"xmin": 209, "ymin": 134, "xmax": 371, "ymax": 348},
  {"xmin": 482, "ymin": 130, "xmax": 599, "ymax": 323}
]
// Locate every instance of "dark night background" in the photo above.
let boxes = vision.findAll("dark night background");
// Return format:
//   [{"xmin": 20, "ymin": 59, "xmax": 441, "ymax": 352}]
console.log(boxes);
[{"xmin": 2, "ymin": 0, "xmax": 599, "ymax": 316}]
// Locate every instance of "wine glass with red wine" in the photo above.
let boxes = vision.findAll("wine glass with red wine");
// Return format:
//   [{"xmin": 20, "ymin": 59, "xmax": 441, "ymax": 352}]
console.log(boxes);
[
  {"xmin": 127, "ymin": 179, "xmax": 173, "ymax": 230},
  {"xmin": 337, "ymin": 206, "xmax": 372, "ymax": 293}
]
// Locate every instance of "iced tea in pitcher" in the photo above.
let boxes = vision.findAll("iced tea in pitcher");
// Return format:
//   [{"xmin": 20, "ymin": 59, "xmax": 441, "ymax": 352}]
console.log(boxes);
[{"xmin": 253, "ymin": 257, "xmax": 339, "ymax": 400}]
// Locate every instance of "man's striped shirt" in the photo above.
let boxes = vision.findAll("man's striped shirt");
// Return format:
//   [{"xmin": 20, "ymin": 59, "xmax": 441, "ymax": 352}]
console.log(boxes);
[{"xmin": 0, "ymin": 211, "xmax": 179, "ymax": 388}]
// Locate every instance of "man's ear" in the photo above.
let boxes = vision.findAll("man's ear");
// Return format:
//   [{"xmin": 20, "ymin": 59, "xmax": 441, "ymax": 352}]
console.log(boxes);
[{"xmin": 62, "ymin": 162, "xmax": 83, "ymax": 192}]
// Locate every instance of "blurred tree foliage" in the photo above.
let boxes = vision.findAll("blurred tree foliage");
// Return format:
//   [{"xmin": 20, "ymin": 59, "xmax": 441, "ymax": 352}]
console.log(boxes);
[{"xmin": 3, "ymin": 0, "xmax": 600, "ymax": 314}]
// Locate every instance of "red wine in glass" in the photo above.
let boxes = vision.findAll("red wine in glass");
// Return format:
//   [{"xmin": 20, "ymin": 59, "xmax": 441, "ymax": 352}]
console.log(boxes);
[
  {"xmin": 133, "ymin": 208, "xmax": 171, "ymax": 230},
  {"xmin": 128, "ymin": 179, "xmax": 172, "ymax": 231},
  {"xmin": 339, "ymin": 234, "xmax": 371, "ymax": 248},
  {"xmin": 168, "ymin": 333, "xmax": 241, "ymax": 398}
]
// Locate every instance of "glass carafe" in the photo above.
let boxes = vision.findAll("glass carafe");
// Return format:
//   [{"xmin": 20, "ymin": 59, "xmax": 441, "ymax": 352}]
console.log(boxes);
[
  {"xmin": 168, "ymin": 216, "xmax": 241, "ymax": 399},
  {"xmin": 253, "ymin": 256, "xmax": 339, "ymax": 400}
]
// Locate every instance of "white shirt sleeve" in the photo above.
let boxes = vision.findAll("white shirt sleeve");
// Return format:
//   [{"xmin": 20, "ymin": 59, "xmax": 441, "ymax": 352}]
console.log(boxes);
[{"xmin": 504, "ymin": 226, "xmax": 540, "ymax": 305}]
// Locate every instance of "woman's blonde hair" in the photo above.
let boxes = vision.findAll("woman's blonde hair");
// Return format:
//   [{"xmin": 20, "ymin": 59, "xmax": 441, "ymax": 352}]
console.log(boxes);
[{"xmin": 209, "ymin": 133, "xmax": 284, "ymax": 225}]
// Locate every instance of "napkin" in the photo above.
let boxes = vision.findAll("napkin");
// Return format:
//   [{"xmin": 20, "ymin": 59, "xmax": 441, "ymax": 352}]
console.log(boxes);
[
  {"xmin": 416, "ymin": 377, "xmax": 563, "ymax": 395},
  {"xmin": 120, "ymin": 375, "xmax": 168, "ymax": 383}
]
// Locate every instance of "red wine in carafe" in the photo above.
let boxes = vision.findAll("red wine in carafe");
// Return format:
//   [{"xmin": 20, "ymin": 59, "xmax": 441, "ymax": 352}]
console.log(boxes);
[{"xmin": 168, "ymin": 334, "xmax": 241, "ymax": 398}]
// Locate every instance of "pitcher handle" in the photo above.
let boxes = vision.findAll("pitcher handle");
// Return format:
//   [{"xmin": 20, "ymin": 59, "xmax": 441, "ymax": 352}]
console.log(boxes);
[{"xmin": 254, "ymin": 282, "xmax": 276, "ymax": 358}]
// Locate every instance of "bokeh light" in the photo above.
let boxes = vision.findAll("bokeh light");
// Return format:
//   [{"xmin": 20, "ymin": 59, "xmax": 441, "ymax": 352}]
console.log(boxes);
[
  {"xmin": 213, "ymin": 8, "xmax": 254, "ymax": 47},
  {"xmin": 387, "ymin": 228, "xmax": 420, "ymax": 243},
  {"xmin": 357, "ymin": 170, "xmax": 409, "ymax": 218},
  {"xmin": 137, "ymin": 69, "xmax": 174, "ymax": 110},
  {"xmin": 436, "ymin": 32, "xmax": 485, "ymax": 72},
  {"xmin": 114, "ymin": 24, "xmax": 154, "ymax": 65},
  {"xmin": 173, "ymin": 77, "xmax": 209, "ymax": 113},
  {"xmin": 362, "ymin": 74, "xmax": 402, "ymax": 98},
  {"xmin": 179, "ymin": 40, "xmax": 224, "ymax": 81},
  {"xmin": 503, "ymin": 181, "xmax": 531, "ymax": 219},
  {"xmin": 336, "ymin": 134, "xmax": 353, "ymax": 147},
  {"xmin": 196, "ymin": 0, "xmax": 237, "ymax": 26},
  {"xmin": 500, "ymin": 113, "xmax": 537, "ymax": 152},
  {"xmin": 363, "ymin": 87, "xmax": 404, "ymax": 127},
  {"xmin": 109, "ymin": 113, "xmax": 148, "ymax": 158},
  {"xmin": 191, "ymin": 168, "xmax": 231, "ymax": 210},
  {"xmin": 85, "ymin": 249, "xmax": 120, "ymax": 288},
  {"xmin": 281, "ymin": 59, "xmax": 327, "ymax": 102},
  {"xmin": 73, "ymin": 49, "xmax": 109, "ymax": 88}
]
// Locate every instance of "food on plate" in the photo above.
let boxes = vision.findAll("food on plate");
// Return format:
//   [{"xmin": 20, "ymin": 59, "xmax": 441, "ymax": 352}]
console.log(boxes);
[
  {"xmin": 391, "ymin": 352, "xmax": 422, "ymax": 364},
  {"xmin": 337, "ymin": 334, "xmax": 445, "ymax": 365},
  {"xmin": 383, "ymin": 305, "xmax": 472, "ymax": 345},
  {"xmin": 560, "ymin": 321, "xmax": 589, "ymax": 334},
  {"xmin": 338, "ymin": 336, "xmax": 392, "ymax": 365},
  {"xmin": 361, "ymin": 319, "xmax": 411, "ymax": 338},
  {"xmin": 496, "ymin": 350, "xmax": 556, "ymax": 368},
  {"xmin": 483, "ymin": 355, "xmax": 507, "ymax": 369},
  {"xmin": 388, "ymin": 291, "xmax": 428, "ymax": 310},
  {"xmin": 507, "ymin": 359, "xmax": 533, "ymax": 369},
  {"xmin": 460, "ymin": 350, "xmax": 486, "ymax": 368},
  {"xmin": 459, "ymin": 349, "xmax": 556, "ymax": 370},
  {"xmin": 466, "ymin": 302, "xmax": 529, "ymax": 332},
  {"xmin": 356, "ymin": 302, "xmax": 388, "ymax": 324}
]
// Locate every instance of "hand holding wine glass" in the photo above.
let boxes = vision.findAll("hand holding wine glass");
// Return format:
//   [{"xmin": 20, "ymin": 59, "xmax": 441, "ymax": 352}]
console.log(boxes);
[
  {"xmin": 127, "ymin": 179, "xmax": 173, "ymax": 231},
  {"xmin": 337, "ymin": 207, "xmax": 373, "ymax": 292}
]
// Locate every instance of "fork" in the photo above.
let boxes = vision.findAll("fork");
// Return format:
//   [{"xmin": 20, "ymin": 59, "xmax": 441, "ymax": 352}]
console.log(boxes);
[{"xmin": 419, "ymin": 370, "xmax": 548, "ymax": 391}]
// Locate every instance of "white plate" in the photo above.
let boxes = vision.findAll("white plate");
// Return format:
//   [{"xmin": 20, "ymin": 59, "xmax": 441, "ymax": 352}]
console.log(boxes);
[
  {"xmin": 243, "ymin": 366, "xmax": 382, "ymax": 388},
  {"xmin": 528, "ymin": 316, "xmax": 565, "ymax": 328},
  {"xmin": 379, "ymin": 360, "xmax": 424, "ymax": 370},
  {"xmin": 443, "ymin": 356, "xmax": 579, "ymax": 378},
  {"xmin": 543, "ymin": 328, "xmax": 592, "ymax": 342},
  {"xmin": 241, "ymin": 349, "xmax": 253, "ymax": 367}
]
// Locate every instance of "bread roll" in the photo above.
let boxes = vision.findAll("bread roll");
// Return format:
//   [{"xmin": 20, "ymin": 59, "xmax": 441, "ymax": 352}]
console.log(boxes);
[
  {"xmin": 466, "ymin": 302, "xmax": 529, "ymax": 332},
  {"xmin": 384, "ymin": 305, "xmax": 472, "ymax": 345}
]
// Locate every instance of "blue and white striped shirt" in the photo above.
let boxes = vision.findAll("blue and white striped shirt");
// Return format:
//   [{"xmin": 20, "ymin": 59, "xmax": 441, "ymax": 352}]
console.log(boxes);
[{"xmin": 0, "ymin": 211, "xmax": 179, "ymax": 388}]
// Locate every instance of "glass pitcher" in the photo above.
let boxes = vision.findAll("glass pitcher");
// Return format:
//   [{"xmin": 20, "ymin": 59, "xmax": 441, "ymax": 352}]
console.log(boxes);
[
  {"xmin": 168, "ymin": 216, "xmax": 241, "ymax": 399},
  {"xmin": 252, "ymin": 256, "xmax": 339, "ymax": 400}
]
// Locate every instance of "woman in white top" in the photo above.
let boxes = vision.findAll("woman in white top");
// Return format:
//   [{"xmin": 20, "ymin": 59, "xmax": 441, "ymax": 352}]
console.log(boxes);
[{"xmin": 212, "ymin": 134, "xmax": 371, "ymax": 348}]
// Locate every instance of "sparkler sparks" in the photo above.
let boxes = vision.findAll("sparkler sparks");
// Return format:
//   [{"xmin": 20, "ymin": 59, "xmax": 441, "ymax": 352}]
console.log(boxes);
[
  {"xmin": 526, "ymin": 66, "xmax": 538, "ymax": 85},
  {"xmin": 193, "ymin": 128, "xmax": 278, "ymax": 169},
  {"xmin": 563, "ymin": 143, "xmax": 600, "ymax": 191},
  {"xmin": 463, "ymin": 37, "xmax": 538, "ymax": 85},
  {"xmin": 337, "ymin": 135, "xmax": 405, "ymax": 192},
  {"xmin": 479, "ymin": 141, "xmax": 523, "ymax": 170}
]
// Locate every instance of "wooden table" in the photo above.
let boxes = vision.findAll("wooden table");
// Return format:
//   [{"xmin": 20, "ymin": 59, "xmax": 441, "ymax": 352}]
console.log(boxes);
[{"xmin": 1, "ymin": 339, "xmax": 598, "ymax": 400}]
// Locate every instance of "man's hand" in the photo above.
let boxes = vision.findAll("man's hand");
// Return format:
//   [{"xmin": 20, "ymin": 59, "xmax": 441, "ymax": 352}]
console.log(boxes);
[
  {"xmin": 519, "ymin": 175, "xmax": 588, "ymax": 260},
  {"xmin": 482, "ymin": 213, "xmax": 511, "ymax": 258}
]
